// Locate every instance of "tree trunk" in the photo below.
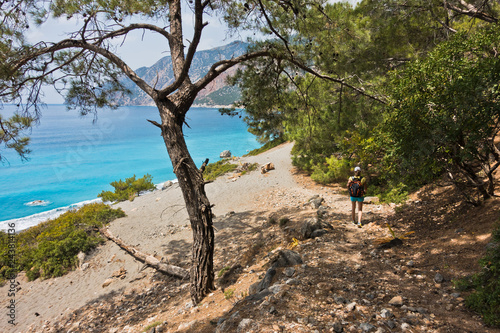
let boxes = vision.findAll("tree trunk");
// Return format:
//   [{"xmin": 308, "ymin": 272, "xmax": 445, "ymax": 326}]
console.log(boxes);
[
  {"xmin": 99, "ymin": 228, "xmax": 189, "ymax": 280},
  {"xmin": 156, "ymin": 99, "xmax": 215, "ymax": 304}
]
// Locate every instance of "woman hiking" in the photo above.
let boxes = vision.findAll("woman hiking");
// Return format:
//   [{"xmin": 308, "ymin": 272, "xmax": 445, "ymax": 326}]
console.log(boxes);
[{"xmin": 347, "ymin": 166, "xmax": 367, "ymax": 227}]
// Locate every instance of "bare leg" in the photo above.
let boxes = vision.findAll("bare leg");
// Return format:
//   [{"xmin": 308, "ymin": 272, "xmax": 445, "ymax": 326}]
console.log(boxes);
[
  {"xmin": 351, "ymin": 200, "xmax": 357, "ymax": 222},
  {"xmin": 357, "ymin": 201, "xmax": 363, "ymax": 224}
]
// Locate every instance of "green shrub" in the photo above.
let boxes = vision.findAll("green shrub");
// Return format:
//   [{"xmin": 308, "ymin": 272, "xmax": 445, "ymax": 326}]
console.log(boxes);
[
  {"xmin": 377, "ymin": 182, "xmax": 409, "ymax": 204},
  {"xmin": 240, "ymin": 163, "xmax": 259, "ymax": 175},
  {"xmin": 98, "ymin": 174, "xmax": 156, "ymax": 202},
  {"xmin": 202, "ymin": 160, "xmax": 237, "ymax": 181},
  {"xmin": 218, "ymin": 266, "xmax": 231, "ymax": 277},
  {"xmin": 456, "ymin": 223, "xmax": 500, "ymax": 327},
  {"xmin": 224, "ymin": 288, "xmax": 235, "ymax": 299},
  {"xmin": 311, "ymin": 156, "xmax": 352, "ymax": 185},
  {"xmin": 143, "ymin": 321, "xmax": 163, "ymax": 332},
  {"xmin": 0, "ymin": 203, "xmax": 125, "ymax": 283}
]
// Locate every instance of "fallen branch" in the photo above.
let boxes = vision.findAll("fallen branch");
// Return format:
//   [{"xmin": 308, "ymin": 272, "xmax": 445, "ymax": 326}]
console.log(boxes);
[{"xmin": 99, "ymin": 228, "xmax": 189, "ymax": 280}]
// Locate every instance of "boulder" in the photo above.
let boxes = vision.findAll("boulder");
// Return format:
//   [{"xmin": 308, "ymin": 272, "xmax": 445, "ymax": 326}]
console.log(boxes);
[
  {"xmin": 309, "ymin": 196, "xmax": 324, "ymax": 209},
  {"xmin": 260, "ymin": 162, "xmax": 275, "ymax": 174},
  {"xmin": 300, "ymin": 218, "xmax": 329, "ymax": 239},
  {"xmin": 220, "ymin": 150, "xmax": 232, "ymax": 158},
  {"xmin": 270, "ymin": 249, "xmax": 303, "ymax": 268},
  {"xmin": 364, "ymin": 196, "xmax": 380, "ymax": 204}
]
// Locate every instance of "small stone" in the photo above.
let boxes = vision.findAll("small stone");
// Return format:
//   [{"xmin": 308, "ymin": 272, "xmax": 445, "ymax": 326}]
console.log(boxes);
[
  {"xmin": 346, "ymin": 302, "xmax": 357, "ymax": 312},
  {"xmin": 285, "ymin": 278, "xmax": 300, "ymax": 285},
  {"xmin": 380, "ymin": 309, "xmax": 394, "ymax": 318},
  {"xmin": 284, "ymin": 267, "xmax": 295, "ymax": 277},
  {"xmin": 332, "ymin": 321, "xmax": 343, "ymax": 333},
  {"xmin": 401, "ymin": 323, "xmax": 411, "ymax": 331},
  {"xmin": 311, "ymin": 229, "xmax": 327, "ymax": 238},
  {"xmin": 388, "ymin": 296, "xmax": 403, "ymax": 306},
  {"xmin": 386, "ymin": 320, "xmax": 396, "ymax": 329},
  {"xmin": 102, "ymin": 278, "xmax": 114, "ymax": 288},
  {"xmin": 434, "ymin": 273, "xmax": 444, "ymax": 283},
  {"xmin": 359, "ymin": 322, "xmax": 375, "ymax": 332},
  {"xmin": 334, "ymin": 295, "xmax": 348, "ymax": 304},
  {"xmin": 269, "ymin": 284, "xmax": 283, "ymax": 294},
  {"xmin": 178, "ymin": 320, "xmax": 197, "ymax": 331}
]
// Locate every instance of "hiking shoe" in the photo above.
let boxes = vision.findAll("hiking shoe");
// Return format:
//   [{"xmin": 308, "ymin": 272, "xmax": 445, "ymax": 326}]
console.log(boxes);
[{"xmin": 357, "ymin": 222, "xmax": 363, "ymax": 228}]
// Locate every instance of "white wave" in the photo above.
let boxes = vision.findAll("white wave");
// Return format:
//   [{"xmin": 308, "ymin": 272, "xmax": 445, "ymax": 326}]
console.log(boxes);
[
  {"xmin": 0, "ymin": 198, "xmax": 103, "ymax": 233},
  {"xmin": 1, "ymin": 178, "xmax": 179, "ymax": 233}
]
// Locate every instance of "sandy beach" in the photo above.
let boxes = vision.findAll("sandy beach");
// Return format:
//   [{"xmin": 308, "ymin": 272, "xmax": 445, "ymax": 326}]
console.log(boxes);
[{"xmin": 1, "ymin": 142, "xmax": 321, "ymax": 333}]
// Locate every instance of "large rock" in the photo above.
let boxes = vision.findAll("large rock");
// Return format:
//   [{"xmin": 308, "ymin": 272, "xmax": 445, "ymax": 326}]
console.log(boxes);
[
  {"xmin": 300, "ymin": 218, "xmax": 329, "ymax": 239},
  {"xmin": 270, "ymin": 249, "xmax": 303, "ymax": 268},
  {"xmin": 260, "ymin": 162, "xmax": 275, "ymax": 174},
  {"xmin": 220, "ymin": 150, "xmax": 232, "ymax": 158},
  {"xmin": 237, "ymin": 319, "xmax": 257, "ymax": 333},
  {"xmin": 364, "ymin": 196, "xmax": 380, "ymax": 204},
  {"xmin": 308, "ymin": 195, "xmax": 324, "ymax": 209}
]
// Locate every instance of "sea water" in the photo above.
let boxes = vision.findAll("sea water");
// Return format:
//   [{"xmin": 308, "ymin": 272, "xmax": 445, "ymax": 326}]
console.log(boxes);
[{"xmin": 0, "ymin": 104, "xmax": 260, "ymax": 231}]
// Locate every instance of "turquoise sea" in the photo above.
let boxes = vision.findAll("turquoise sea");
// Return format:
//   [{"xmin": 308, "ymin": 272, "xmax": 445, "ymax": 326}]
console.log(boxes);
[{"xmin": 0, "ymin": 104, "xmax": 260, "ymax": 231}]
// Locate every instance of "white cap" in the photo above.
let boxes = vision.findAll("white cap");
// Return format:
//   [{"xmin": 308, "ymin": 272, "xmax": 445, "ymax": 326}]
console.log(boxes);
[{"xmin": 354, "ymin": 166, "xmax": 361, "ymax": 172}]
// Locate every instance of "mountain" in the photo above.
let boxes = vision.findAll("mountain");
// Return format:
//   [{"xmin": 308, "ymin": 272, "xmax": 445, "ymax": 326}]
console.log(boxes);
[{"xmin": 119, "ymin": 41, "xmax": 248, "ymax": 107}]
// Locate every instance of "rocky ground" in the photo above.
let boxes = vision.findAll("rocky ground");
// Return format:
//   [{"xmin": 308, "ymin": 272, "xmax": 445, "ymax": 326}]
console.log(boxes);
[{"xmin": 34, "ymin": 168, "xmax": 500, "ymax": 333}]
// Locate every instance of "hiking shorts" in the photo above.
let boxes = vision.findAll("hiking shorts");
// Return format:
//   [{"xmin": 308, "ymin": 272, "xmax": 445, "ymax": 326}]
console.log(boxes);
[{"xmin": 350, "ymin": 196, "xmax": 364, "ymax": 202}]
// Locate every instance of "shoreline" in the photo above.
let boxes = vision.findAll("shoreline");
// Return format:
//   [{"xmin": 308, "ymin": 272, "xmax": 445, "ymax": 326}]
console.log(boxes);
[{"xmin": 0, "ymin": 179, "xmax": 180, "ymax": 233}]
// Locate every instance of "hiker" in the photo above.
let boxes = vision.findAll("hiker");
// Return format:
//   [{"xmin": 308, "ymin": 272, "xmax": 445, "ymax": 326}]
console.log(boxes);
[{"xmin": 347, "ymin": 166, "xmax": 367, "ymax": 227}]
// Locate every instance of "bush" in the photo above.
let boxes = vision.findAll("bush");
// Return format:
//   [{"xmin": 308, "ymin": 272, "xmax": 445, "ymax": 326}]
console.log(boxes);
[
  {"xmin": 202, "ymin": 160, "xmax": 237, "ymax": 181},
  {"xmin": 98, "ymin": 174, "xmax": 156, "ymax": 202},
  {"xmin": 377, "ymin": 182, "xmax": 409, "ymax": 204},
  {"xmin": 311, "ymin": 156, "xmax": 352, "ymax": 185},
  {"xmin": 455, "ymin": 223, "xmax": 500, "ymax": 327},
  {"xmin": 0, "ymin": 203, "xmax": 125, "ymax": 283}
]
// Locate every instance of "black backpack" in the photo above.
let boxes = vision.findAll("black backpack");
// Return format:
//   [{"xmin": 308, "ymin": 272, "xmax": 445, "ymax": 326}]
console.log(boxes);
[{"xmin": 349, "ymin": 177, "xmax": 364, "ymax": 197}]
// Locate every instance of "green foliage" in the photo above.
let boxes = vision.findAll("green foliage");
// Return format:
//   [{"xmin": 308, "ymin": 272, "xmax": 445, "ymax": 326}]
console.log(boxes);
[
  {"xmin": 0, "ymin": 113, "xmax": 34, "ymax": 161},
  {"xmin": 311, "ymin": 156, "xmax": 352, "ymax": 185},
  {"xmin": 376, "ymin": 182, "xmax": 409, "ymax": 204},
  {"xmin": 455, "ymin": 224, "xmax": 500, "ymax": 327},
  {"xmin": 224, "ymin": 288, "xmax": 235, "ymax": 300},
  {"xmin": 98, "ymin": 174, "xmax": 156, "ymax": 203},
  {"xmin": 386, "ymin": 25, "xmax": 500, "ymax": 202},
  {"xmin": 218, "ymin": 266, "xmax": 231, "ymax": 278},
  {"xmin": 202, "ymin": 160, "xmax": 237, "ymax": 181},
  {"xmin": 143, "ymin": 321, "xmax": 162, "ymax": 332},
  {"xmin": 0, "ymin": 203, "xmax": 125, "ymax": 283}
]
